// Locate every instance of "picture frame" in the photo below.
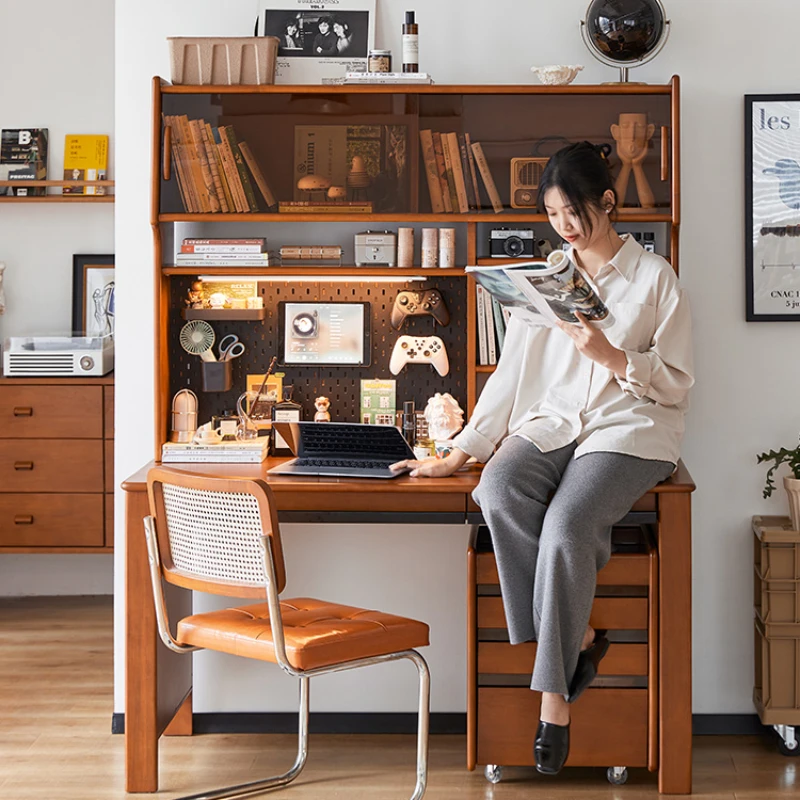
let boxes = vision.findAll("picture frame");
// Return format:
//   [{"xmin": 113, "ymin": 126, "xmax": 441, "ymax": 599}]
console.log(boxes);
[
  {"xmin": 72, "ymin": 254, "xmax": 115, "ymax": 336},
  {"xmin": 745, "ymin": 94, "xmax": 800, "ymax": 321},
  {"xmin": 258, "ymin": 0, "xmax": 375, "ymax": 84}
]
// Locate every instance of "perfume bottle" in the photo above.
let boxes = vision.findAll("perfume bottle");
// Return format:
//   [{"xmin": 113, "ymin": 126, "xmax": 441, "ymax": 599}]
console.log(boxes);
[
  {"xmin": 271, "ymin": 385, "xmax": 302, "ymax": 456},
  {"xmin": 402, "ymin": 11, "xmax": 419, "ymax": 73},
  {"xmin": 402, "ymin": 400, "xmax": 416, "ymax": 447}
]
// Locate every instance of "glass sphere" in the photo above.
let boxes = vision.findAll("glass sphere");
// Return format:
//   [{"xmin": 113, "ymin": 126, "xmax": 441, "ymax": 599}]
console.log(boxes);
[{"xmin": 584, "ymin": 0, "xmax": 666, "ymax": 65}]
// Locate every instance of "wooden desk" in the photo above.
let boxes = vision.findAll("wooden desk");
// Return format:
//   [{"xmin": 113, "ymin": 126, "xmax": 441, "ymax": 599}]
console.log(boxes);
[{"xmin": 123, "ymin": 459, "xmax": 694, "ymax": 794}]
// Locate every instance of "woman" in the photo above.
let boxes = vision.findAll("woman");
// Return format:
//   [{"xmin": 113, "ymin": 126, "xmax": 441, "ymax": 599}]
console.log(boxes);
[
  {"xmin": 392, "ymin": 141, "xmax": 693, "ymax": 775},
  {"xmin": 332, "ymin": 18, "xmax": 353, "ymax": 54},
  {"xmin": 279, "ymin": 18, "xmax": 301, "ymax": 51}
]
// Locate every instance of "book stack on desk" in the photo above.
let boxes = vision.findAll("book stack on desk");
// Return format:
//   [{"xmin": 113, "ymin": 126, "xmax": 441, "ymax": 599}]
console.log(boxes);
[
  {"xmin": 175, "ymin": 237, "xmax": 269, "ymax": 268},
  {"xmin": 161, "ymin": 437, "xmax": 269, "ymax": 463}
]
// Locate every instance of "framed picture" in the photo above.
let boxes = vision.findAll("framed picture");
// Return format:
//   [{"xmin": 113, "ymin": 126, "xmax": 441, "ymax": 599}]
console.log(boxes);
[
  {"xmin": 258, "ymin": 0, "xmax": 375, "ymax": 84},
  {"xmin": 746, "ymin": 94, "xmax": 800, "ymax": 320},
  {"xmin": 72, "ymin": 254, "xmax": 115, "ymax": 336}
]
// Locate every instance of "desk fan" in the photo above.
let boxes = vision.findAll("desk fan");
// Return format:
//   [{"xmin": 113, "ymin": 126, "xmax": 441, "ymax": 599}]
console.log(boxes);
[{"xmin": 179, "ymin": 320, "xmax": 216, "ymax": 362}]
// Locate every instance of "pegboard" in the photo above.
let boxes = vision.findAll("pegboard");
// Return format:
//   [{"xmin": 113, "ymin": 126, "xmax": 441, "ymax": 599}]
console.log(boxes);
[{"xmin": 169, "ymin": 277, "xmax": 468, "ymax": 426}]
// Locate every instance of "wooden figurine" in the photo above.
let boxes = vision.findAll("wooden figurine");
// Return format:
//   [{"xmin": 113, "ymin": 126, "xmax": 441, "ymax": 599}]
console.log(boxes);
[
  {"xmin": 185, "ymin": 280, "xmax": 204, "ymax": 309},
  {"xmin": 611, "ymin": 112, "xmax": 655, "ymax": 210},
  {"xmin": 314, "ymin": 396, "xmax": 331, "ymax": 422}
]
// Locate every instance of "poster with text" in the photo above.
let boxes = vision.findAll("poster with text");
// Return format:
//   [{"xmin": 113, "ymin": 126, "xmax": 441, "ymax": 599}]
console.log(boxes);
[{"xmin": 747, "ymin": 95, "xmax": 800, "ymax": 320}]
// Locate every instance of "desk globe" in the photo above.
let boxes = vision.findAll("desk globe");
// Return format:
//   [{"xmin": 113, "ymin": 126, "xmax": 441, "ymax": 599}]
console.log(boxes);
[{"xmin": 581, "ymin": 0, "xmax": 670, "ymax": 83}]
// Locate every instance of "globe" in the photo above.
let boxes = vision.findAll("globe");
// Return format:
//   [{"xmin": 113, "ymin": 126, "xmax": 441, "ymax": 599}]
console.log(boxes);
[{"xmin": 581, "ymin": 0, "xmax": 670, "ymax": 81}]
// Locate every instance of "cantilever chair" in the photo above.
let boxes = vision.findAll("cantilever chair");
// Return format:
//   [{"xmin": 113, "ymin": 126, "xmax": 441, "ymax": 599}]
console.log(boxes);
[{"xmin": 144, "ymin": 467, "xmax": 431, "ymax": 800}]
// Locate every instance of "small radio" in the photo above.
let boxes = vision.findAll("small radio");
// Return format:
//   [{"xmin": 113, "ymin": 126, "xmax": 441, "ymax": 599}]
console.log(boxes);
[
  {"xmin": 510, "ymin": 157, "xmax": 549, "ymax": 209},
  {"xmin": 355, "ymin": 231, "xmax": 397, "ymax": 267}
]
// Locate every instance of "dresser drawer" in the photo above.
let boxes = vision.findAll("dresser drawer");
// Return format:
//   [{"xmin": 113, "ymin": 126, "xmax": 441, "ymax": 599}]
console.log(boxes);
[
  {"xmin": 0, "ymin": 386, "xmax": 103, "ymax": 438},
  {"xmin": 0, "ymin": 440, "xmax": 104, "ymax": 492},
  {"xmin": 0, "ymin": 493, "xmax": 104, "ymax": 547}
]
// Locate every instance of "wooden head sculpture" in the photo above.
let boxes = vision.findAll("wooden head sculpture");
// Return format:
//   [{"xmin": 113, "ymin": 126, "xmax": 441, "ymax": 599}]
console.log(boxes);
[{"xmin": 611, "ymin": 113, "xmax": 655, "ymax": 209}]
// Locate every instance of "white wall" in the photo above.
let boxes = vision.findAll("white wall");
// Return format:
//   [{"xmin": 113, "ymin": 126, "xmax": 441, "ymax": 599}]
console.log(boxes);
[
  {"xmin": 114, "ymin": 0, "xmax": 800, "ymax": 715},
  {"xmin": 0, "ymin": 0, "xmax": 115, "ymax": 596}
]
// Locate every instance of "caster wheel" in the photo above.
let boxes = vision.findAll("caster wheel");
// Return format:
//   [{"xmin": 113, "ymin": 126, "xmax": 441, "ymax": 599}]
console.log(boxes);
[
  {"xmin": 777, "ymin": 736, "xmax": 800, "ymax": 756},
  {"xmin": 484, "ymin": 764, "xmax": 503, "ymax": 784},
  {"xmin": 607, "ymin": 766, "xmax": 628, "ymax": 785}
]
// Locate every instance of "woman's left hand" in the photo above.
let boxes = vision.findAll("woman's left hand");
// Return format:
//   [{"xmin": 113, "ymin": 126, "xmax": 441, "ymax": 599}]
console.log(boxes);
[{"xmin": 556, "ymin": 312, "xmax": 628, "ymax": 376}]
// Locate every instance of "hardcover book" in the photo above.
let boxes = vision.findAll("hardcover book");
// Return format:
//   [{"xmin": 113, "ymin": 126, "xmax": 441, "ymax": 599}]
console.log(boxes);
[
  {"xmin": 63, "ymin": 134, "xmax": 108, "ymax": 195},
  {"xmin": 0, "ymin": 128, "xmax": 48, "ymax": 196}
]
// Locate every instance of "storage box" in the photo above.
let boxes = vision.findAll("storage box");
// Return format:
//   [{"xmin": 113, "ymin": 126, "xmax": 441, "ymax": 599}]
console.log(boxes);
[
  {"xmin": 754, "ymin": 616, "xmax": 800, "ymax": 725},
  {"xmin": 168, "ymin": 37, "xmax": 279, "ymax": 85},
  {"xmin": 753, "ymin": 515, "xmax": 800, "ymax": 626}
]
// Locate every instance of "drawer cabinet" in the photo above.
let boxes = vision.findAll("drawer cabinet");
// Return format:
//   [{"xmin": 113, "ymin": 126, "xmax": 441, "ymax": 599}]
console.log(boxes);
[{"xmin": 0, "ymin": 376, "xmax": 114, "ymax": 552}]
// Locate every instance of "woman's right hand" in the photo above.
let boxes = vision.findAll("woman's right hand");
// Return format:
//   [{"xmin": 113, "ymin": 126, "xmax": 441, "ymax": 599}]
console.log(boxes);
[{"xmin": 390, "ymin": 448, "xmax": 470, "ymax": 478}]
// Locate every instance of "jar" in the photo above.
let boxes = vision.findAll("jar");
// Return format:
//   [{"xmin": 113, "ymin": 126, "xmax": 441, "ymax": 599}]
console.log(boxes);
[{"xmin": 368, "ymin": 49, "xmax": 392, "ymax": 73}]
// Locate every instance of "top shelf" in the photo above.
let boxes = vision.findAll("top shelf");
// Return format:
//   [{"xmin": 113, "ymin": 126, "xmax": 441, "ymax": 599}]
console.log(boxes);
[{"xmin": 159, "ymin": 212, "xmax": 674, "ymax": 223}]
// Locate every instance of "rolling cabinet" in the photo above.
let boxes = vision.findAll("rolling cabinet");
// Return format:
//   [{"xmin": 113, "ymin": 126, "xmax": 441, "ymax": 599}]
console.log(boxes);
[
  {"xmin": 0, "ymin": 375, "xmax": 114, "ymax": 552},
  {"xmin": 467, "ymin": 524, "xmax": 658, "ymax": 786}
]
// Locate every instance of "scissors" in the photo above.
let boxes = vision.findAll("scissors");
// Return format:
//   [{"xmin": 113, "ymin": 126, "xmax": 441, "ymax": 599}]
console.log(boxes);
[{"xmin": 217, "ymin": 334, "xmax": 246, "ymax": 362}]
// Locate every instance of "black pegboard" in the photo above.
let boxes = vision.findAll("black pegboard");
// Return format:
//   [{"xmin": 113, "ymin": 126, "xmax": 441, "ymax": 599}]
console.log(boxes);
[{"xmin": 169, "ymin": 278, "xmax": 468, "ymax": 425}]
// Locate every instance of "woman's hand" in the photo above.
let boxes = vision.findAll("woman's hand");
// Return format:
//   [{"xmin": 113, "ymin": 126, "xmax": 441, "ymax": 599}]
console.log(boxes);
[
  {"xmin": 390, "ymin": 448, "xmax": 470, "ymax": 478},
  {"xmin": 556, "ymin": 312, "xmax": 627, "ymax": 377}
]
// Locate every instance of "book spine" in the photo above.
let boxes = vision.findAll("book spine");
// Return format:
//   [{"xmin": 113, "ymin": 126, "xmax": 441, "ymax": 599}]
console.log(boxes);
[
  {"xmin": 171, "ymin": 259, "xmax": 272, "ymax": 267},
  {"xmin": 445, "ymin": 133, "xmax": 469, "ymax": 213},
  {"xmin": 440, "ymin": 134, "xmax": 460, "ymax": 214},
  {"xmin": 198, "ymin": 122, "xmax": 228, "ymax": 213},
  {"xmin": 476, "ymin": 284, "xmax": 488, "ymax": 366},
  {"xmin": 458, "ymin": 133, "xmax": 477, "ymax": 211},
  {"xmin": 176, "ymin": 253, "xmax": 269, "ymax": 260},
  {"xmin": 464, "ymin": 133, "xmax": 483, "ymax": 212},
  {"xmin": 214, "ymin": 127, "xmax": 246, "ymax": 213},
  {"xmin": 206, "ymin": 122, "xmax": 235, "ymax": 213},
  {"xmin": 431, "ymin": 132, "xmax": 452, "ymax": 213},
  {"xmin": 418, "ymin": 129, "xmax": 445, "ymax": 213},
  {"xmin": 180, "ymin": 245, "xmax": 266, "ymax": 254},
  {"xmin": 189, "ymin": 119, "xmax": 221, "ymax": 212},
  {"xmin": 484, "ymin": 287, "xmax": 497, "ymax": 366},
  {"xmin": 165, "ymin": 115, "xmax": 195, "ymax": 212},
  {"xmin": 161, "ymin": 455, "xmax": 266, "ymax": 463},
  {"xmin": 491, "ymin": 295, "xmax": 506, "ymax": 354},
  {"xmin": 470, "ymin": 141, "xmax": 504, "ymax": 214},
  {"xmin": 278, "ymin": 203, "xmax": 373, "ymax": 213},
  {"xmin": 238, "ymin": 140, "xmax": 278, "ymax": 210},
  {"xmin": 179, "ymin": 115, "xmax": 211, "ymax": 212},
  {"xmin": 184, "ymin": 238, "xmax": 266, "ymax": 245},
  {"xmin": 224, "ymin": 127, "xmax": 259, "ymax": 212}
]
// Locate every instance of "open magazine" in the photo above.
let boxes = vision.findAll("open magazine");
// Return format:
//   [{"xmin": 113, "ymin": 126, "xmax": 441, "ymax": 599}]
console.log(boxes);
[{"xmin": 466, "ymin": 250, "xmax": 613, "ymax": 328}]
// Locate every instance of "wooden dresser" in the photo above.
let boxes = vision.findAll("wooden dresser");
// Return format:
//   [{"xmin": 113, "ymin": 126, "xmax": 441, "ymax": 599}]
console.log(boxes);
[{"xmin": 0, "ymin": 375, "xmax": 114, "ymax": 553}]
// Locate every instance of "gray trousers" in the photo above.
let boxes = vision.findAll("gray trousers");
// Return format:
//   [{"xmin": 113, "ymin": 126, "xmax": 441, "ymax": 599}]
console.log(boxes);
[{"xmin": 472, "ymin": 436, "xmax": 674, "ymax": 696}]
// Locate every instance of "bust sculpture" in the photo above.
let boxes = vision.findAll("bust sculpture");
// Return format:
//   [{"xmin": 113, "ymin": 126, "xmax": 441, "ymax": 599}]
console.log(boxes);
[{"xmin": 424, "ymin": 392, "xmax": 464, "ymax": 442}]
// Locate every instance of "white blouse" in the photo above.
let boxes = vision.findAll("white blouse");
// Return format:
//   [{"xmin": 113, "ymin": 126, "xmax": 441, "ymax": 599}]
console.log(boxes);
[{"xmin": 452, "ymin": 235, "xmax": 694, "ymax": 466}]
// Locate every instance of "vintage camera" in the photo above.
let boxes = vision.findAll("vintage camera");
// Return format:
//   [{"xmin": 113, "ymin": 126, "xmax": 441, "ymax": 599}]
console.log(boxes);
[
  {"xmin": 490, "ymin": 228, "xmax": 535, "ymax": 258},
  {"xmin": 355, "ymin": 230, "xmax": 397, "ymax": 266}
]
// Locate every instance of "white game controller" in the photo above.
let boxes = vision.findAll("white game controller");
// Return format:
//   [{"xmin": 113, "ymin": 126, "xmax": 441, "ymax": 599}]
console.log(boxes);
[{"xmin": 389, "ymin": 335, "xmax": 450, "ymax": 376}]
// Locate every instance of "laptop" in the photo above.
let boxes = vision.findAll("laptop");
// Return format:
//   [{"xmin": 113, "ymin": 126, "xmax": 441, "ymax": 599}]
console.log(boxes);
[{"xmin": 267, "ymin": 422, "xmax": 415, "ymax": 479}]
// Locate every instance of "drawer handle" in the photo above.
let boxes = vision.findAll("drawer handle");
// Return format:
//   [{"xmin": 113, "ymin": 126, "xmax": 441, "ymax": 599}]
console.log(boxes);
[
  {"xmin": 14, "ymin": 461, "xmax": 34, "ymax": 471},
  {"xmin": 14, "ymin": 515, "xmax": 33, "ymax": 525},
  {"xmin": 13, "ymin": 407, "xmax": 33, "ymax": 417}
]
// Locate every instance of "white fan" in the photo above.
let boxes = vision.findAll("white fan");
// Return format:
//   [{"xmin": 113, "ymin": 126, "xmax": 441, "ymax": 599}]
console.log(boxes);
[{"xmin": 179, "ymin": 320, "xmax": 216, "ymax": 362}]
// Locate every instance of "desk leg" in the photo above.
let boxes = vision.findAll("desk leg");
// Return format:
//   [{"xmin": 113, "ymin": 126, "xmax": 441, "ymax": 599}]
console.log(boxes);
[{"xmin": 658, "ymin": 491, "xmax": 692, "ymax": 794}]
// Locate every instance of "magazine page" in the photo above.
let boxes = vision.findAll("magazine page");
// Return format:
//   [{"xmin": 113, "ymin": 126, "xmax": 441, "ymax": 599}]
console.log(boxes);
[{"xmin": 465, "ymin": 264, "xmax": 549, "ymax": 326}]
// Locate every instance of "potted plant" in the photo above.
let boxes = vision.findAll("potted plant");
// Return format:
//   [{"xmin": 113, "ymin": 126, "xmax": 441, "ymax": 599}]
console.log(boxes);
[{"xmin": 756, "ymin": 437, "xmax": 800, "ymax": 530}]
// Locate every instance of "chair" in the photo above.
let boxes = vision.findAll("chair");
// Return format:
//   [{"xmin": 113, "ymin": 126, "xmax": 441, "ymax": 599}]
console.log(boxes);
[{"xmin": 144, "ymin": 467, "xmax": 431, "ymax": 800}]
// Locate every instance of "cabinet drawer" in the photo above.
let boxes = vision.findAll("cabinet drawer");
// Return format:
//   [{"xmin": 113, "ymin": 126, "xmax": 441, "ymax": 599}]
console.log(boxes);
[
  {"xmin": 477, "ymin": 596, "xmax": 648, "ymax": 630},
  {"xmin": 0, "ymin": 494, "xmax": 104, "ymax": 547},
  {"xmin": 0, "ymin": 440, "xmax": 104, "ymax": 492},
  {"xmin": 477, "ymin": 687, "xmax": 647, "ymax": 767},
  {"xmin": 478, "ymin": 642, "xmax": 648, "ymax": 676},
  {"xmin": 0, "ymin": 386, "xmax": 103, "ymax": 438}
]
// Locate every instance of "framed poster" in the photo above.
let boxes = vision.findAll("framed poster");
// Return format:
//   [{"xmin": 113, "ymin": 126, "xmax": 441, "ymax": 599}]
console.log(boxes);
[
  {"xmin": 72, "ymin": 254, "xmax": 115, "ymax": 336},
  {"xmin": 746, "ymin": 94, "xmax": 800, "ymax": 321},
  {"xmin": 258, "ymin": 0, "xmax": 375, "ymax": 84}
]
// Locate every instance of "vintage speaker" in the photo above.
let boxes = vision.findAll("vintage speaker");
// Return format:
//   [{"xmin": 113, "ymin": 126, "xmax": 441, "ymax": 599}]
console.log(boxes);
[{"xmin": 510, "ymin": 157, "xmax": 549, "ymax": 208}]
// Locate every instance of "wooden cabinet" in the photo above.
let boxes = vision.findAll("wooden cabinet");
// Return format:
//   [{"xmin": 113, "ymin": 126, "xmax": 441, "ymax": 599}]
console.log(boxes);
[{"xmin": 0, "ymin": 376, "xmax": 114, "ymax": 552}]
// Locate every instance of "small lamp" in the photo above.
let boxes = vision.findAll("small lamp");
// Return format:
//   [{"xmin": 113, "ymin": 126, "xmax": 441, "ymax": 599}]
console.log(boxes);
[{"xmin": 170, "ymin": 388, "xmax": 198, "ymax": 443}]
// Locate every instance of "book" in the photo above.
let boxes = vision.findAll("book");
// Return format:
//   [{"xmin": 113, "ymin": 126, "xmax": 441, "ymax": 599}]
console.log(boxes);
[
  {"xmin": 222, "ymin": 126, "xmax": 259, "ymax": 212},
  {"xmin": 63, "ymin": 135, "xmax": 108, "ymax": 195},
  {"xmin": 213, "ymin": 126, "xmax": 247, "ymax": 213},
  {"xmin": 476, "ymin": 283, "xmax": 488, "ymax": 366},
  {"xmin": 431, "ymin": 133, "xmax": 452, "ymax": 213},
  {"xmin": 205, "ymin": 121, "xmax": 234, "ymax": 213},
  {"xmin": 483, "ymin": 284, "xmax": 497, "ymax": 366},
  {"xmin": 176, "ymin": 252, "xmax": 270, "ymax": 261},
  {"xmin": 278, "ymin": 201, "xmax": 373, "ymax": 214},
  {"xmin": 360, "ymin": 379, "xmax": 396, "ymax": 426},
  {"xmin": 470, "ymin": 141, "xmax": 503, "ymax": 214},
  {"xmin": 418, "ymin": 129, "xmax": 445, "ymax": 213},
  {"xmin": 198, "ymin": 123, "xmax": 228, "ymax": 212},
  {"xmin": 164, "ymin": 115, "xmax": 195, "ymax": 212},
  {"xmin": 178, "ymin": 115, "xmax": 211, "ymax": 212},
  {"xmin": 445, "ymin": 132, "xmax": 469, "ymax": 213},
  {"xmin": 466, "ymin": 250, "xmax": 613, "ymax": 328},
  {"xmin": 182, "ymin": 238, "xmax": 266, "ymax": 253},
  {"xmin": 189, "ymin": 119, "xmax": 220, "ymax": 212},
  {"xmin": 439, "ymin": 134, "xmax": 460, "ymax": 214},
  {"xmin": 173, "ymin": 258, "xmax": 271, "ymax": 267},
  {"xmin": 464, "ymin": 133, "xmax": 482, "ymax": 212},
  {"xmin": 161, "ymin": 437, "xmax": 269, "ymax": 464},
  {"xmin": 0, "ymin": 128, "xmax": 48, "ymax": 196},
  {"xmin": 342, "ymin": 72, "xmax": 433, "ymax": 84},
  {"xmin": 238, "ymin": 140, "xmax": 277, "ymax": 211},
  {"xmin": 491, "ymin": 295, "xmax": 507, "ymax": 354}
]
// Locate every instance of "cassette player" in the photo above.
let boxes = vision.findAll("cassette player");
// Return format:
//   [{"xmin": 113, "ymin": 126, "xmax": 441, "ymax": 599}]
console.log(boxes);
[
  {"xmin": 355, "ymin": 230, "xmax": 397, "ymax": 267},
  {"xmin": 3, "ymin": 334, "xmax": 114, "ymax": 377}
]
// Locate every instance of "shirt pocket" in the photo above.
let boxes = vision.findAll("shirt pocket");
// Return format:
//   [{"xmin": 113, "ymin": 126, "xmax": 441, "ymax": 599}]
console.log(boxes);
[{"xmin": 604, "ymin": 301, "xmax": 656, "ymax": 352}]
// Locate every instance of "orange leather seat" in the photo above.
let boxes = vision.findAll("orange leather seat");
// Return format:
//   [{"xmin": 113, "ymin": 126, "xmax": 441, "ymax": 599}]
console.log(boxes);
[{"xmin": 178, "ymin": 597, "xmax": 430, "ymax": 671}]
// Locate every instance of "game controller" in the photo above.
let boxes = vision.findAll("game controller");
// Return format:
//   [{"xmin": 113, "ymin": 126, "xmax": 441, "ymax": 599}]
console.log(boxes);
[
  {"xmin": 389, "ymin": 335, "xmax": 450, "ymax": 376},
  {"xmin": 390, "ymin": 289, "xmax": 450, "ymax": 329}
]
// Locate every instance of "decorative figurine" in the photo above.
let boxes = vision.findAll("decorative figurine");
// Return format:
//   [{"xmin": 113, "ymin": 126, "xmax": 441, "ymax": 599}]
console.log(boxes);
[
  {"xmin": 314, "ymin": 396, "xmax": 331, "ymax": 422},
  {"xmin": 0, "ymin": 262, "xmax": 6, "ymax": 315},
  {"xmin": 611, "ymin": 112, "xmax": 655, "ymax": 210},
  {"xmin": 424, "ymin": 392, "xmax": 464, "ymax": 442},
  {"xmin": 327, "ymin": 185, "xmax": 347, "ymax": 202},
  {"xmin": 347, "ymin": 155, "xmax": 370, "ymax": 201},
  {"xmin": 185, "ymin": 280, "xmax": 204, "ymax": 309},
  {"xmin": 297, "ymin": 174, "xmax": 331, "ymax": 202}
]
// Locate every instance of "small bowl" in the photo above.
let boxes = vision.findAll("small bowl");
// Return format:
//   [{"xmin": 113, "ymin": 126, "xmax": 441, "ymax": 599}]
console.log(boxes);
[{"xmin": 531, "ymin": 65, "xmax": 583, "ymax": 86}]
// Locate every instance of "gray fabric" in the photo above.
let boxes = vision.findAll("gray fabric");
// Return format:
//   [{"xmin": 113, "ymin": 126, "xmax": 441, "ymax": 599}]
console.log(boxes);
[{"xmin": 472, "ymin": 435, "xmax": 674, "ymax": 697}]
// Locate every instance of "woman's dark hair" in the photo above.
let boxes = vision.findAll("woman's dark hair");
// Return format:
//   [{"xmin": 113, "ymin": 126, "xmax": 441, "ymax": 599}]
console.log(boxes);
[{"xmin": 536, "ymin": 141, "xmax": 616, "ymax": 237}]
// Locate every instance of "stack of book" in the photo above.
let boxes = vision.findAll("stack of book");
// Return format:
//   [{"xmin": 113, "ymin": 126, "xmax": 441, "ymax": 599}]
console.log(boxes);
[
  {"xmin": 176, "ymin": 237, "xmax": 269, "ymax": 268},
  {"xmin": 475, "ymin": 283, "xmax": 510, "ymax": 366},
  {"xmin": 161, "ymin": 437, "xmax": 269, "ymax": 464},
  {"xmin": 342, "ymin": 72, "xmax": 433, "ymax": 85},
  {"xmin": 419, "ymin": 130, "xmax": 503, "ymax": 214},
  {"xmin": 164, "ymin": 115, "xmax": 277, "ymax": 214}
]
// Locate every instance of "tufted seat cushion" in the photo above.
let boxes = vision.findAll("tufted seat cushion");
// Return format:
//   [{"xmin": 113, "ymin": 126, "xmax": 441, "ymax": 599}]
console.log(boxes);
[{"xmin": 177, "ymin": 597, "xmax": 430, "ymax": 671}]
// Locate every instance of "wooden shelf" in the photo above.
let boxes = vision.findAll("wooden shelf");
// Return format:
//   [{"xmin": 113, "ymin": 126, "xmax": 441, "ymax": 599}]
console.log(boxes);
[
  {"xmin": 476, "ymin": 365, "xmax": 497, "ymax": 373},
  {"xmin": 0, "ymin": 195, "xmax": 114, "ymax": 204},
  {"xmin": 182, "ymin": 307, "xmax": 266, "ymax": 321},
  {"xmin": 163, "ymin": 266, "xmax": 467, "ymax": 277}
]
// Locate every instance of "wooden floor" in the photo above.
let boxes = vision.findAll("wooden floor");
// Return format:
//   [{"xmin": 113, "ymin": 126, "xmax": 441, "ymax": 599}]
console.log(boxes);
[{"xmin": 0, "ymin": 596, "xmax": 795, "ymax": 799}]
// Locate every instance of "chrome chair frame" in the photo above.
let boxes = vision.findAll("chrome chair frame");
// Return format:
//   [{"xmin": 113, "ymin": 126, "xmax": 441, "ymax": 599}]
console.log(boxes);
[{"xmin": 144, "ymin": 515, "xmax": 430, "ymax": 800}]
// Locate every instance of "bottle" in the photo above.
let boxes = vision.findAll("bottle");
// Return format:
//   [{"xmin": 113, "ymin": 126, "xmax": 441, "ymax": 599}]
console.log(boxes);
[
  {"xmin": 402, "ymin": 400, "xmax": 416, "ymax": 447},
  {"xmin": 402, "ymin": 11, "xmax": 419, "ymax": 73},
  {"xmin": 271, "ymin": 385, "xmax": 302, "ymax": 457}
]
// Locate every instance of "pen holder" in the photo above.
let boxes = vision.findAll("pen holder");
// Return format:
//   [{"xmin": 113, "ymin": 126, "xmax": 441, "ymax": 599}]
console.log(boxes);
[{"xmin": 201, "ymin": 360, "xmax": 232, "ymax": 392}]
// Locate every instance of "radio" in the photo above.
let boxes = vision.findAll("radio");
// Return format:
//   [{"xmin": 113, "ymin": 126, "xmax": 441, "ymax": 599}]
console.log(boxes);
[
  {"xmin": 3, "ymin": 334, "xmax": 114, "ymax": 377},
  {"xmin": 490, "ymin": 228, "xmax": 535, "ymax": 258},
  {"xmin": 355, "ymin": 231, "xmax": 397, "ymax": 266},
  {"xmin": 510, "ymin": 157, "xmax": 549, "ymax": 208}
]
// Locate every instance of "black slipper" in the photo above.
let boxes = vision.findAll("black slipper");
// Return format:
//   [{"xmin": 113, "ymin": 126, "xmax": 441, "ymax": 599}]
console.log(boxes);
[
  {"xmin": 566, "ymin": 629, "xmax": 609, "ymax": 704},
  {"xmin": 534, "ymin": 720, "xmax": 570, "ymax": 774}
]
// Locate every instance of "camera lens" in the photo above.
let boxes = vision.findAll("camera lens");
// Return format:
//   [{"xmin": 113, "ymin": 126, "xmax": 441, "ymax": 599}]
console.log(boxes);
[{"xmin": 503, "ymin": 236, "xmax": 524, "ymax": 257}]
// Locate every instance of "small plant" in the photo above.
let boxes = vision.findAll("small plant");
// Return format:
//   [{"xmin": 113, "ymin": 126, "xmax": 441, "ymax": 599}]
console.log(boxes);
[{"xmin": 757, "ymin": 437, "xmax": 800, "ymax": 498}]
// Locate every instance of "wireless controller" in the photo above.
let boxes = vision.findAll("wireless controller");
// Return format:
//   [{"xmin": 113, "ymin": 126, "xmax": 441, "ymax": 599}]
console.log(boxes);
[
  {"xmin": 390, "ymin": 289, "xmax": 450, "ymax": 329},
  {"xmin": 389, "ymin": 335, "xmax": 450, "ymax": 376}
]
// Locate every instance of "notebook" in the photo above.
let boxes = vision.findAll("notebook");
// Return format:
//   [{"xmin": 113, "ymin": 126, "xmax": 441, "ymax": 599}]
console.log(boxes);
[{"xmin": 267, "ymin": 422, "xmax": 415, "ymax": 479}]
